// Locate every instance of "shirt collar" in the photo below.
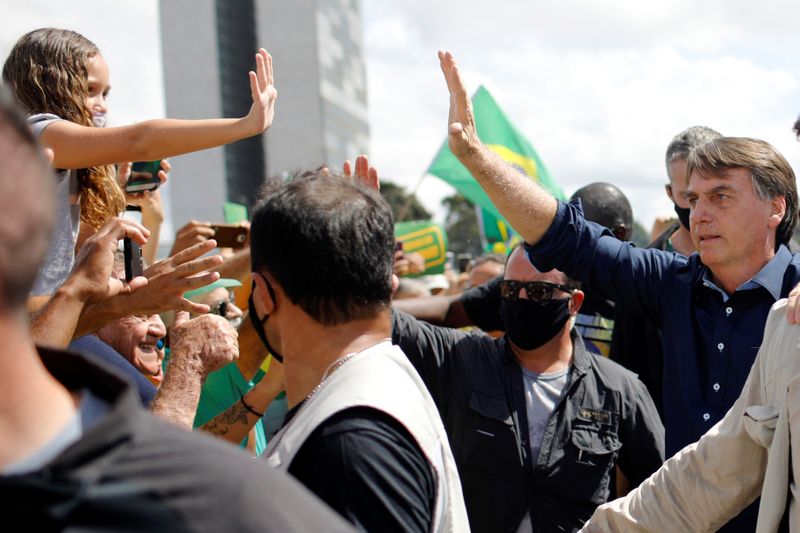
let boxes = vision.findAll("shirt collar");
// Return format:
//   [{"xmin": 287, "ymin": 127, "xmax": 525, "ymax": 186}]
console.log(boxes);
[{"xmin": 698, "ymin": 245, "xmax": 791, "ymax": 302}]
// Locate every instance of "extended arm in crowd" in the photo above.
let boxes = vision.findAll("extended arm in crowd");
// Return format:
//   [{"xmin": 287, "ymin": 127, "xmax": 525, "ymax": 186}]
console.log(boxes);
[
  {"xmin": 30, "ymin": 217, "xmax": 149, "ymax": 348},
  {"xmin": 438, "ymin": 51, "xmax": 558, "ymax": 245}
]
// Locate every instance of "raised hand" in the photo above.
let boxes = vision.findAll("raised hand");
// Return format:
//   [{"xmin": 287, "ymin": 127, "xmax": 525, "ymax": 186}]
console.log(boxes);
[
  {"xmin": 65, "ymin": 217, "xmax": 150, "ymax": 304},
  {"xmin": 245, "ymin": 48, "xmax": 278, "ymax": 134},
  {"xmin": 342, "ymin": 154, "xmax": 380, "ymax": 191},
  {"xmin": 170, "ymin": 312, "xmax": 240, "ymax": 376},
  {"xmin": 438, "ymin": 50, "xmax": 479, "ymax": 159},
  {"xmin": 119, "ymin": 239, "xmax": 224, "ymax": 316},
  {"xmin": 170, "ymin": 220, "xmax": 216, "ymax": 256}
]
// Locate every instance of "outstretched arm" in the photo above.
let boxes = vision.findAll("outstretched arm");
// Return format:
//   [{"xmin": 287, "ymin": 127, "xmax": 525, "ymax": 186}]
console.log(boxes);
[
  {"xmin": 31, "ymin": 217, "xmax": 149, "ymax": 348},
  {"xmin": 438, "ymin": 51, "xmax": 557, "ymax": 245},
  {"xmin": 73, "ymin": 240, "xmax": 223, "ymax": 337},
  {"xmin": 40, "ymin": 50, "xmax": 277, "ymax": 169}
]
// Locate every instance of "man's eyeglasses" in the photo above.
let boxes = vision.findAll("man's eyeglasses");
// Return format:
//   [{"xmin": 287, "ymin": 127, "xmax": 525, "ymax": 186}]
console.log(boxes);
[{"xmin": 499, "ymin": 280, "xmax": 575, "ymax": 302}]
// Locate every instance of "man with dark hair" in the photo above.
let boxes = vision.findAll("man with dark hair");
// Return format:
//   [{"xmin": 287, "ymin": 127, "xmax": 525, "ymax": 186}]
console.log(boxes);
[
  {"xmin": 438, "ymin": 50, "xmax": 799, "ymax": 531},
  {"xmin": 0, "ymin": 88, "xmax": 350, "ymax": 531},
  {"xmin": 571, "ymin": 182, "xmax": 633, "ymax": 241},
  {"xmin": 392, "ymin": 244, "xmax": 663, "ymax": 532},
  {"xmin": 249, "ymin": 168, "xmax": 469, "ymax": 531}
]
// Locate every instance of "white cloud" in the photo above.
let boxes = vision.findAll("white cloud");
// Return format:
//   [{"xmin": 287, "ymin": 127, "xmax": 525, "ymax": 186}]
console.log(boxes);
[{"xmin": 363, "ymin": 0, "xmax": 800, "ymax": 232}]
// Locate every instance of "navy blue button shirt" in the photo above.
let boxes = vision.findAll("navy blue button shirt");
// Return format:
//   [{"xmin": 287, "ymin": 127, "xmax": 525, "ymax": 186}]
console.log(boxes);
[{"xmin": 526, "ymin": 200, "xmax": 800, "ymax": 455}]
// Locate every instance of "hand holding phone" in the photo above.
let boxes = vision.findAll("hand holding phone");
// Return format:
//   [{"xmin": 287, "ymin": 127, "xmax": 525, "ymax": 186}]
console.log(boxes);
[
  {"xmin": 211, "ymin": 223, "xmax": 249, "ymax": 249},
  {"xmin": 126, "ymin": 160, "xmax": 162, "ymax": 193},
  {"xmin": 124, "ymin": 237, "xmax": 144, "ymax": 282}
]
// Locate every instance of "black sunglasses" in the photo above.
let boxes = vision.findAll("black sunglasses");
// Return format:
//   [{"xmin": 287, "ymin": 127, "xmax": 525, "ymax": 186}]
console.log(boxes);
[
  {"xmin": 499, "ymin": 280, "xmax": 575, "ymax": 302},
  {"xmin": 209, "ymin": 290, "xmax": 236, "ymax": 317}
]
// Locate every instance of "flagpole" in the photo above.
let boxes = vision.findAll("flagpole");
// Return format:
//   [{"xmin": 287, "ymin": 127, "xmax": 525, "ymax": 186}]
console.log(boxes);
[{"xmin": 396, "ymin": 172, "xmax": 427, "ymax": 223}]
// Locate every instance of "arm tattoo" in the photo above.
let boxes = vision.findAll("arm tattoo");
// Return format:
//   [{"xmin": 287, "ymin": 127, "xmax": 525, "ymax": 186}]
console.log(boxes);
[{"xmin": 201, "ymin": 401, "xmax": 251, "ymax": 436}]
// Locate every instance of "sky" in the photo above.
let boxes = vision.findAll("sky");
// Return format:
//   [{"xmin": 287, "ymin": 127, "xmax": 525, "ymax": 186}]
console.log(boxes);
[{"xmin": 2, "ymin": 0, "xmax": 799, "ymax": 234}]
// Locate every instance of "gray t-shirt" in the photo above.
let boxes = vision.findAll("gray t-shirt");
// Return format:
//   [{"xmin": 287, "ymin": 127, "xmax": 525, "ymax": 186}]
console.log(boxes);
[
  {"xmin": 522, "ymin": 365, "xmax": 570, "ymax": 463},
  {"xmin": 28, "ymin": 113, "xmax": 80, "ymax": 296},
  {"xmin": 517, "ymin": 365, "xmax": 570, "ymax": 533}
]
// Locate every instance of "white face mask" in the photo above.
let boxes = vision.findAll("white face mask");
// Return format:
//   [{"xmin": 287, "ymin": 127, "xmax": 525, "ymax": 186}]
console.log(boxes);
[{"xmin": 92, "ymin": 112, "xmax": 107, "ymax": 128}]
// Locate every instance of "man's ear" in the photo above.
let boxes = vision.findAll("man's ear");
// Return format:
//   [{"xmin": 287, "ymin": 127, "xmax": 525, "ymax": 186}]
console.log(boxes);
[
  {"xmin": 569, "ymin": 290, "xmax": 584, "ymax": 315},
  {"xmin": 252, "ymin": 271, "xmax": 276, "ymax": 315},
  {"xmin": 768, "ymin": 195, "xmax": 786, "ymax": 230}
]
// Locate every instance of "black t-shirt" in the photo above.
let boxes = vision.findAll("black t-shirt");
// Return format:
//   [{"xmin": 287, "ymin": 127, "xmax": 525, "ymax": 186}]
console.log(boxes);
[{"xmin": 286, "ymin": 405, "xmax": 436, "ymax": 533}]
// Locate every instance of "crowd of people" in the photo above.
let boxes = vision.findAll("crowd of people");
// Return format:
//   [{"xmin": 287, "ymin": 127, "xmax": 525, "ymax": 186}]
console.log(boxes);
[{"xmin": 1, "ymin": 26, "xmax": 799, "ymax": 533}]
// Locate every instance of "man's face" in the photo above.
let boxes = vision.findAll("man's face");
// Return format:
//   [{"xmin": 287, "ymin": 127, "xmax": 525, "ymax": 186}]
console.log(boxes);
[
  {"xmin": 468, "ymin": 260, "xmax": 504, "ymax": 288},
  {"xmin": 192, "ymin": 287, "xmax": 244, "ymax": 329},
  {"xmin": 503, "ymin": 248, "xmax": 573, "ymax": 296},
  {"xmin": 684, "ymin": 167, "xmax": 784, "ymax": 274},
  {"xmin": 666, "ymin": 159, "xmax": 690, "ymax": 209},
  {"xmin": 97, "ymin": 314, "xmax": 167, "ymax": 386}
]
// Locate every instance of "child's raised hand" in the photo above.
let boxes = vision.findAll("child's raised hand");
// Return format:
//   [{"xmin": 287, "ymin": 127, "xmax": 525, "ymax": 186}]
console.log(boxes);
[{"xmin": 245, "ymin": 48, "xmax": 277, "ymax": 134}]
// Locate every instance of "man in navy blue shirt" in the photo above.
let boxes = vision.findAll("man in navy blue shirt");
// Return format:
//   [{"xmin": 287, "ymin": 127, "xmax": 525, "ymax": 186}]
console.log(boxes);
[{"xmin": 437, "ymin": 50, "xmax": 799, "ymax": 531}]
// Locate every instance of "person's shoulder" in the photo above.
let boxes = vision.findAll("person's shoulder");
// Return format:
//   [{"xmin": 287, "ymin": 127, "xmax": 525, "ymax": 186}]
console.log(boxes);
[
  {"xmin": 123, "ymin": 412, "xmax": 352, "ymax": 532},
  {"xmin": 27, "ymin": 113, "xmax": 62, "ymax": 131}
]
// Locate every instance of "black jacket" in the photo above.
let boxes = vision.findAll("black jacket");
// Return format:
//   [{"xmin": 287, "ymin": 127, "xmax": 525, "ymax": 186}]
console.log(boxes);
[
  {"xmin": 0, "ymin": 347, "xmax": 352, "ymax": 532},
  {"xmin": 392, "ymin": 310, "xmax": 664, "ymax": 533}
]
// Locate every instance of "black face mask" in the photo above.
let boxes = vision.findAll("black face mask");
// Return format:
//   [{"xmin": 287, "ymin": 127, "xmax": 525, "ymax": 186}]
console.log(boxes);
[
  {"xmin": 248, "ymin": 281, "xmax": 284, "ymax": 364},
  {"xmin": 500, "ymin": 297, "xmax": 572, "ymax": 350},
  {"xmin": 674, "ymin": 203, "xmax": 691, "ymax": 230}
]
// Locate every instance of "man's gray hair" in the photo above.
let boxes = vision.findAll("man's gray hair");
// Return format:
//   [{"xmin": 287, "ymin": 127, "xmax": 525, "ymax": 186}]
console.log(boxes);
[{"xmin": 665, "ymin": 126, "xmax": 722, "ymax": 164}]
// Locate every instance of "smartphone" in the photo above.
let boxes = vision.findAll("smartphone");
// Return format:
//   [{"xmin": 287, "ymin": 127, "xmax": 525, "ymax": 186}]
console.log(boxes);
[
  {"xmin": 124, "ymin": 237, "xmax": 143, "ymax": 282},
  {"xmin": 457, "ymin": 253, "xmax": 473, "ymax": 273},
  {"xmin": 125, "ymin": 160, "xmax": 162, "ymax": 193},
  {"xmin": 211, "ymin": 223, "xmax": 248, "ymax": 248}
]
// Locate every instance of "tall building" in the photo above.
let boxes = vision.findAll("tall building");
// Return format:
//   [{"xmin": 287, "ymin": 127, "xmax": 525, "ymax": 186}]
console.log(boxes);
[{"xmin": 159, "ymin": 0, "xmax": 369, "ymax": 226}]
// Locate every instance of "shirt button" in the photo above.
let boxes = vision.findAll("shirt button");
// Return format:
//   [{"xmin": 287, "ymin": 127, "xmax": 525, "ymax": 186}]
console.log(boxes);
[
  {"xmin": 703, "ymin": 413, "xmax": 711, "ymax": 421},
  {"xmin": 717, "ymin": 342, "xmax": 725, "ymax": 351},
  {"xmin": 713, "ymin": 383, "xmax": 721, "ymax": 392},
  {"xmin": 725, "ymin": 307, "xmax": 733, "ymax": 316}
]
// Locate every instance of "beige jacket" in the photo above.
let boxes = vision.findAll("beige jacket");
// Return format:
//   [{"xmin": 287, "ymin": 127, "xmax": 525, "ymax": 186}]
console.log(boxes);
[{"xmin": 582, "ymin": 299, "xmax": 799, "ymax": 532}]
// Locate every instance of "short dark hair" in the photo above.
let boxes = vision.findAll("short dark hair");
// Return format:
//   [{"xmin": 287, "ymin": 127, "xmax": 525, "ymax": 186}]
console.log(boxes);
[
  {"xmin": 0, "ymin": 87, "xmax": 55, "ymax": 309},
  {"xmin": 570, "ymin": 182, "xmax": 633, "ymax": 240},
  {"xmin": 686, "ymin": 137, "xmax": 798, "ymax": 248},
  {"xmin": 508, "ymin": 244, "xmax": 581, "ymax": 290},
  {"xmin": 794, "ymin": 116, "xmax": 800, "ymax": 139},
  {"xmin": 665, "ymin": 126, "xmax": 722, "ymax": 164},
  {"xmin": 250, "ymin": 172, "xmax": 395, "ymax": 326}
]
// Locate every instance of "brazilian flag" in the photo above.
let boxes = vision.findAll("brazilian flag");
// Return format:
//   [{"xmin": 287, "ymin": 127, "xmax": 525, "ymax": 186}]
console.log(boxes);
[{"xmin": 426, "ymin": 86, "xmax": 564, "ymax": 251}]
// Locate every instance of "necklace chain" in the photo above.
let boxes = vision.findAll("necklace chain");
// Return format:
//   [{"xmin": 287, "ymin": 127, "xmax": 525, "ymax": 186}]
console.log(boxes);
[{"xmin": 266, "ymin": 338, "xmax": 391, "ymax": 458}]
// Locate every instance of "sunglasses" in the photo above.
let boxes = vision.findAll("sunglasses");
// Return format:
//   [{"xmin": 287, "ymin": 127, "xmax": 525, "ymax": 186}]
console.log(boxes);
[
  {"xmin": 209, "ymin": 290, "xmax": 236, "ymax": 317},
  {"xmin": 499, "ymin": 280, "xmax": 575, "ymax": 302}
]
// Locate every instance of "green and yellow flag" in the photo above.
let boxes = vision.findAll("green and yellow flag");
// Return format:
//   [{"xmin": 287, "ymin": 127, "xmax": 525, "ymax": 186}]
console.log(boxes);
[
  {"xmin": 394, "ymin": 220, "xmax": 448, "ymax": 275},
  {"xmin": 426, "ymin": 86, "xmax": 564, "ymax": 251}
]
